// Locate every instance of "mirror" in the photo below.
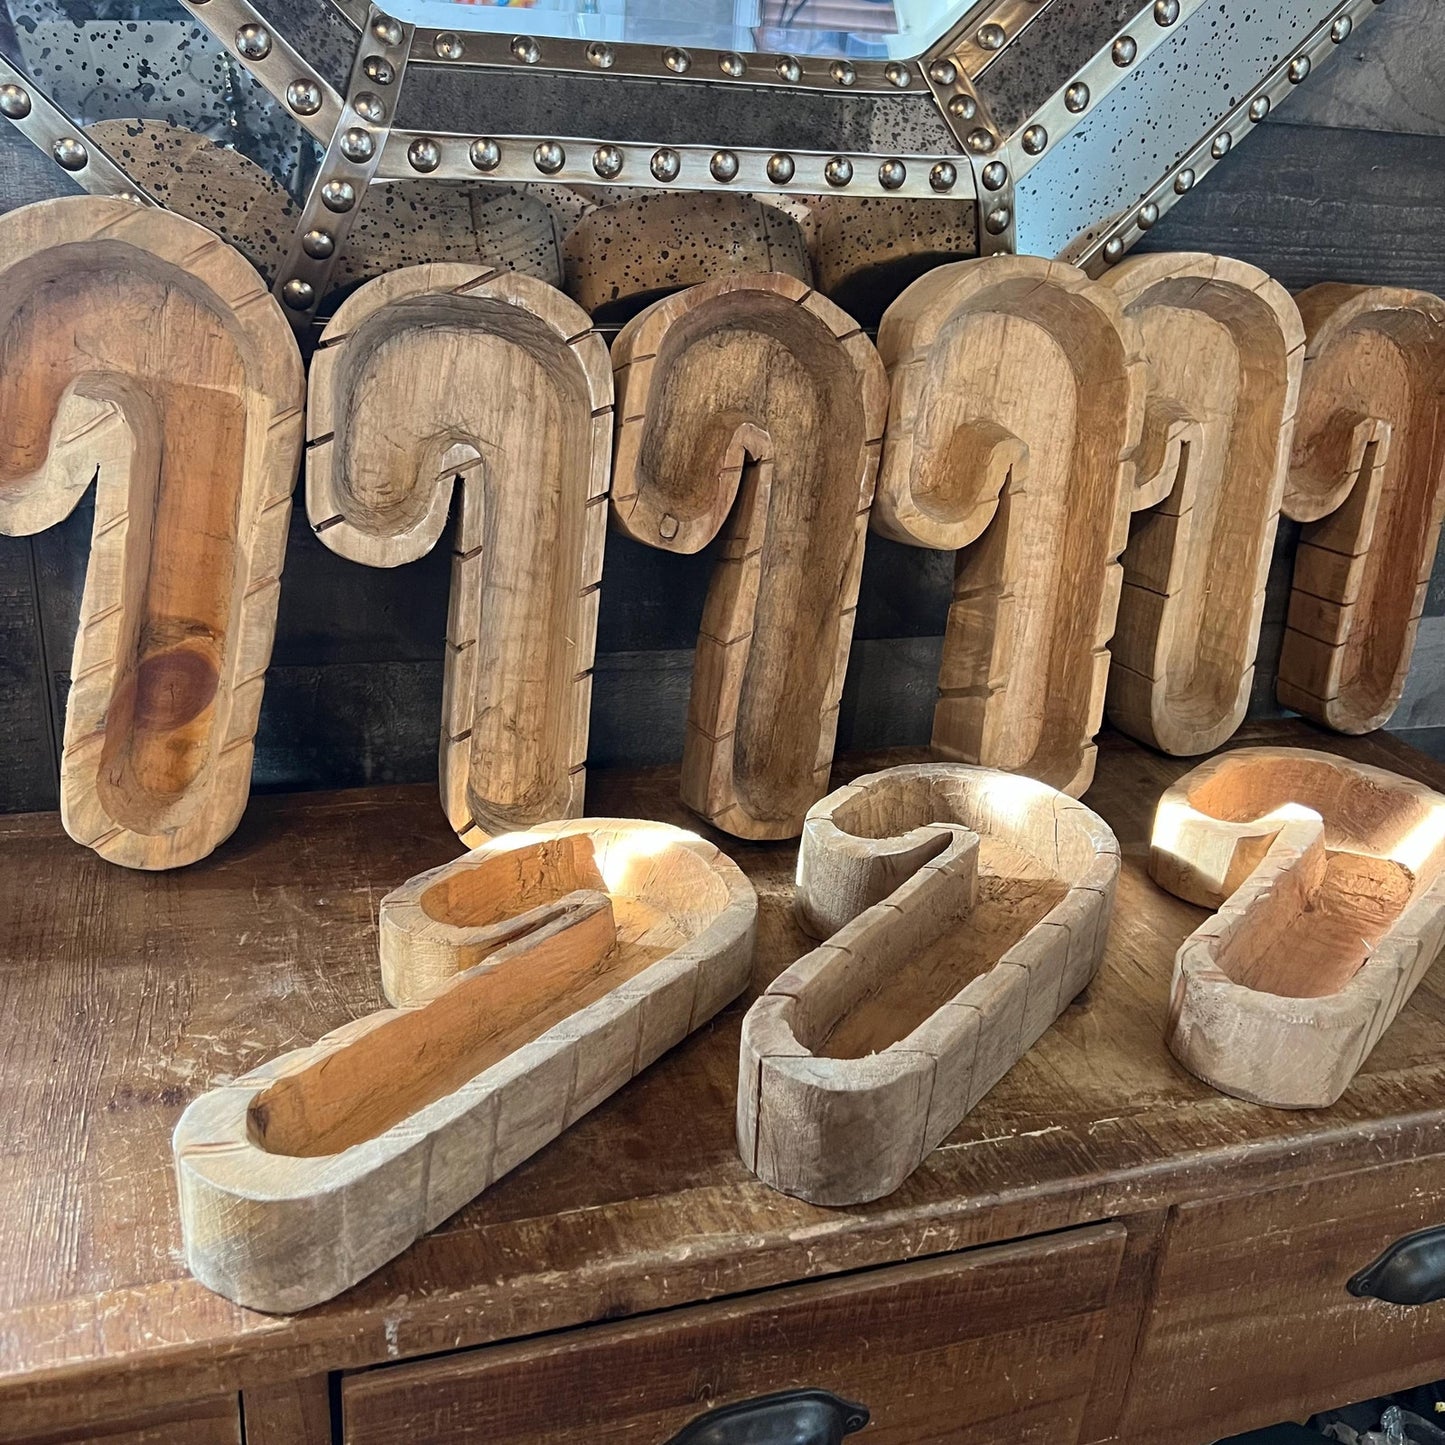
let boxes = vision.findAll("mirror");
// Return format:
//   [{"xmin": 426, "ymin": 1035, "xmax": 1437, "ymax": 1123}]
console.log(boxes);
[{"xmin": 380, "ymin": 1, "xmax": 981, "ymax": 60}]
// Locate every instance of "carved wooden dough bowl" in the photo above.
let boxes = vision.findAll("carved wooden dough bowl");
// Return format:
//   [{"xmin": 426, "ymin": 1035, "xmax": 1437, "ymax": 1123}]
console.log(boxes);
[
  {"xmin": 737, "ymin": 763, "xmax": 1119, "ymax": 1206},
  {"xmin": 1151, "ymin": 747, "xmax": 1445, "ymax": 1108},
  {"xmin": 0, "ymin": 196, "xmax": 304, "ymax": 868},
  {"xmin": 306, "ymin": 262, "xmax": 612, "ymax": 843},
  {"xmin": 174, "ymin": 820, "xmax": 756, "ymax": 1312}
]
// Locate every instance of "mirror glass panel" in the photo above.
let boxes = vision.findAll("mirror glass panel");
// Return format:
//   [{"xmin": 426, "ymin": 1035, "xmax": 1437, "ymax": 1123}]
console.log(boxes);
[{"xmin": 383, "ymin": 0, "xmax": 981, "ymax": 59}]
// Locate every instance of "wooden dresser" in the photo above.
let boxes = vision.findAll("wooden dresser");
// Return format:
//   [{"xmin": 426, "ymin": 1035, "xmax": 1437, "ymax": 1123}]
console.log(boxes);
[{"xmin": 3, "ymin": 718, "xmax": 1444, "ymax": 1445}]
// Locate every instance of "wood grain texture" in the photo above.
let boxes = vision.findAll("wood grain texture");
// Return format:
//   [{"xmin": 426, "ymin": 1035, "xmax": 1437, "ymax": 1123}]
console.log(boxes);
[
  {"xmin": 1101, "ymin": 252, "xmax": 1304, "ymax": 756},
  {"xmin": 0, "ymin": 196, "xmax": 303, "ymax": 869},
  {"xmin": 1277, "ymin": 283, "xmax": 1445, "ymax": 732},
  {"xmin": 307, "ymin": 262, "xmax": 612, "ymax": 844},
  {"xmin": 1137, "ymin": 122, "xmax": 1445, "ymax": 297},
  {"xmin": 7, "ymin": 721, "xmax": 1445, "ymax": 1440},
  {"xmin": 15, "ymin": 1396, "xmax": 240, "ymax": 1445},
  {"xmin": 1261, "ymin": 0, "xmax": 1445, "ymax": 138},
  {"xmin": 739, "ymin": 762, "xmax": 1119, "ymax": 1205},
  {"xmin": 610, "ymin": 272, "xmax": 888, "ymax": 840},
  {"xmin": 562, "ymin": 192, "xmax": 811, "ymax": 323},
  {"xmin": 0, "ymin": 534, "xmax": 57, "ymax": 813},
  {"xmin": 340, "ymin": 1227, "xmax": 1126, "ymax": 1445},
  {"xmin": 874, "ymin": 254, "xmax": 1146, "ymax": 796},
  {"xmin": 240, "ymin": 1377, "xmax": 331, "ymax": 1445},
  {"xmin": 1122, "ymin": 1153, "xmax": 1445, "ymax": 1445},
  {"xmin": 175, "ymin": 819, "xmax": 755, "ymax": 1312},
  {"xmin": 1151, "ymin": 746, "xmax": 1445, "ymax": 1108}
]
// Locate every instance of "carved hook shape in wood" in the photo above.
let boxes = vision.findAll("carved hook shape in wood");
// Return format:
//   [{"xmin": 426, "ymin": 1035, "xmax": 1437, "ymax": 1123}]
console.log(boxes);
[
  {"xmin": 737, "ymin": 763, "xmax": 1119, "ymax": 1205},
  {"xmin": 874, "ymin": 256, "xmax": 1146, "ymax": 797},
  {"xmin": 1277, "ymin": 285, "xmax": 1445, "ymax": 733},
  {"xmin": 307, "ymin": 263, "xmax": 613, "ymax": 845},
  {"xmin": 610, "ymin": 272, "xmax": 889, "ymax": 840},
  {"xmin": 0, "ymin": 197, "xmax": 304, "ymax": 868},
  {"xmin": 1101, "ymin": 253, "xmax": 1305, "ymax": 756},
  {"xmin": 174, "ymin": 819, "xmax": 757, "ymax": 1312},
  {"xmin": 1150, "ymin": 747, "xmax": 1445, "ymax": 1108}
]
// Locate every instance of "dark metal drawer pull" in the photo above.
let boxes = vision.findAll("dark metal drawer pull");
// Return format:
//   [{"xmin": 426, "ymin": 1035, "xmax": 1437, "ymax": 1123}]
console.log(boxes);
[
  {"xmin": 1348, "ymin": 1226, "xmax": 1445, "ymax": 1305},
  {"xmin": 664, "ymin": 1389, "xmax": 870, "ymax": 1444}
]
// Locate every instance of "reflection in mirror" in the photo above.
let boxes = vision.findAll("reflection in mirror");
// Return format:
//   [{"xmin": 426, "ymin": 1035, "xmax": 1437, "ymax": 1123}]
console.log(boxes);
[{"xmin": 382, "ymin": 0, "xmax": 980, "ymax": 59}]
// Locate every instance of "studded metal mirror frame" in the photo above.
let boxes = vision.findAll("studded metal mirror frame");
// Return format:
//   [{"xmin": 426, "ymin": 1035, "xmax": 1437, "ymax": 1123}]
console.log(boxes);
[{"xmin": 0, "ymin": 0, "xmax": 1387, "ymax": 331}]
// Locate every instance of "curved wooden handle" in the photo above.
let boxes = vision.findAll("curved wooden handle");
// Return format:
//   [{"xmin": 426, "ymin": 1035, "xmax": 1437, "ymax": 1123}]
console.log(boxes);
[
  {"xmin": 306, "ymin": 263, "xmax": 613, "ymax": 843},
  {"xmin": 1278, "ymin": 283, "xmax": 1445, "ymax": 734},
  {"xmin": 611, "ymin": 272, "xmax": 888, "ymax": 840},
  {"xmin": 0, "ymin": 196, "xmax": 303, "ymax": 869},
  {"xmin": 1101, "ymin": 252, "xmax": 1305, "ymax": 757},
  {"xmin": 874, "ymin": 255, "xmax": 1145, "ymax": 797}
]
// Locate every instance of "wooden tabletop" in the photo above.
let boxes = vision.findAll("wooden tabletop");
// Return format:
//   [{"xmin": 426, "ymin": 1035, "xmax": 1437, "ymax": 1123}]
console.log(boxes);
[{"xmin": 4, "ymin": 718, "xmax": 1445, "ymax": 1438}]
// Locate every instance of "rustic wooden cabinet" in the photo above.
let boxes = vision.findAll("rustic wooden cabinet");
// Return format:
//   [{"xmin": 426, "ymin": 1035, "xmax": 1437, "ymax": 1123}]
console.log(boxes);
[
  {"xmin": 1124, "ymin": 1156, "xmax": 1445, "ymax": 1444},
  {"xmin": 3, "ymin": 721, "xmax": 1445, "ymax": 1445},
  {"xmin": 342, "ymin": 1229, "xmax": 1126, "ymax": 1445}
]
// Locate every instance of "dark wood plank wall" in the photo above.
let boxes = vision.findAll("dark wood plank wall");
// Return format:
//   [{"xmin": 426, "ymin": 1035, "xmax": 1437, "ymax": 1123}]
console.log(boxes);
[{"xmin": 0, "ymin": 0, "xmax": 1440, "ymax": 812}]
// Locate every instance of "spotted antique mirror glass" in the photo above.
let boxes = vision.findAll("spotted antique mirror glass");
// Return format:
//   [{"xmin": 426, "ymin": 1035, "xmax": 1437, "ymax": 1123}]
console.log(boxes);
[
  {"xmin": 382, "ymin": 0, "xmax": 977, "ymax": 59},
  {"xmin": 0, "ymin": 0, "xmax": 1391, "ymax": 324}
]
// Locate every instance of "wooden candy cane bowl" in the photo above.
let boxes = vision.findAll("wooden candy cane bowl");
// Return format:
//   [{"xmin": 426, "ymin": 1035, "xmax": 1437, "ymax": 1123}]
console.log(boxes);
[
  {"xmin": 1151, "ymin": 747, "xmax": 1445, "ymax": 1108},
  {"xmin": 738, "ymin": 763, "xmax": 1119, "ymax": 1206},
  {"xmin": 174, "ymin": 820, "xmax": 756, "ymax": 1312}
]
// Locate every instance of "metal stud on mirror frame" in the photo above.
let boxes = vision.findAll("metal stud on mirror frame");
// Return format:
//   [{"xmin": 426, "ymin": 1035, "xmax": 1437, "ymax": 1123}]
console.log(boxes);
[
  {"xmin": 766, "ymin": 152, "xmax": 795, "ymax": 183},
  {"xmin": 52, "ymin": 136, "xmax": 87, "ymax": 170},
  {"xmin": 651, "ymin": 147, "xmax": 681, "ymax": 181},
  {"xmin": 236, "ymin": 23, "xmax": 271, "ymax": 60},
  {"xmin": 321, "ymin": 179, "xmax": 356, "ymax": 211},
  {"xmin": 407, "ymin": 137, "xmax": 440, "ymax": 172},
  {"xmin": 0, "ymin": 83, "xmax": 30, "ymax": 119},
  {"xmin": 286, "ymin": 78, "xmax": 321, "ymax": 115}
]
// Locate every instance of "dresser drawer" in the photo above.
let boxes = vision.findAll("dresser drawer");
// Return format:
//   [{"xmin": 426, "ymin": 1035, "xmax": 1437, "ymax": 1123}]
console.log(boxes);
[
  {"xmin": 1123, "ymin": 1154, "xmax": 1445, "ymax": 1445},
  {"xmin": 343, "ymin": 1222, "xmax": 1126, "ymax": 1445},
  {"xmin": 16, "ymin": 1396, "xmax": 241, "ymax": 1445}
]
